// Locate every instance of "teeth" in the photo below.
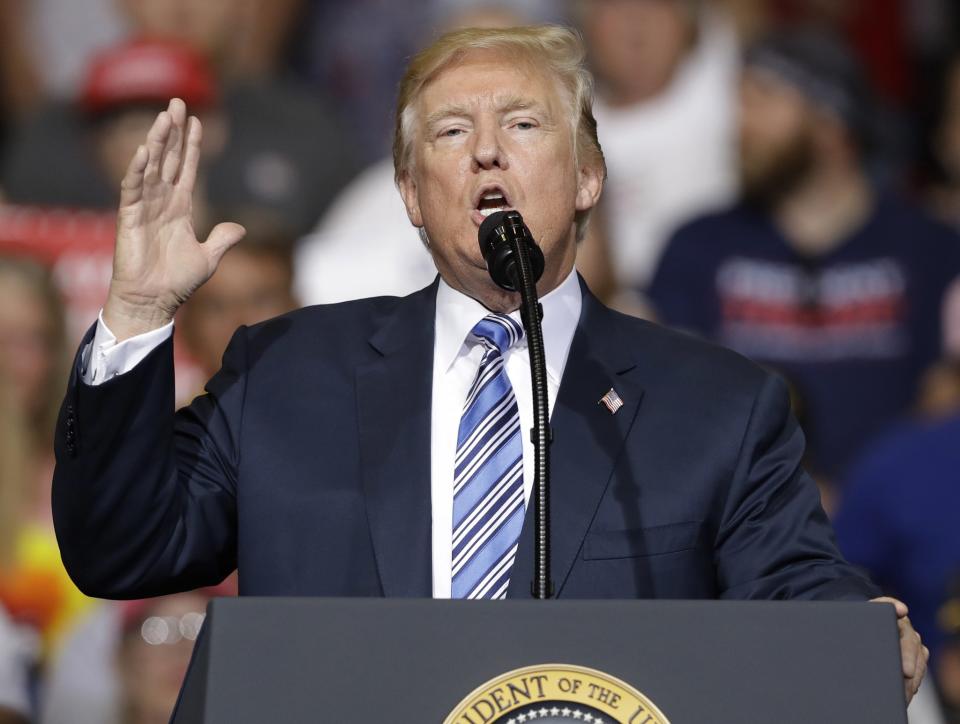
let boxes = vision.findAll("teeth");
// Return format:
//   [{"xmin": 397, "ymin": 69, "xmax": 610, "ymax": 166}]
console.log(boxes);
[
  {"xmin": 479, "ymin": 207, "xmax": 505, "ymax": 217},
  {"xmin": 482, "ymin": 192, "xmax": 504, "ymax": 201}
]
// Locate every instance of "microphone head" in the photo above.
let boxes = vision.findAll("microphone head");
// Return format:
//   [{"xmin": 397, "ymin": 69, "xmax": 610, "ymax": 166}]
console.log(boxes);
[{"xmin": 477, "ymin": 210, "xmax": 545, "ymax": 291}]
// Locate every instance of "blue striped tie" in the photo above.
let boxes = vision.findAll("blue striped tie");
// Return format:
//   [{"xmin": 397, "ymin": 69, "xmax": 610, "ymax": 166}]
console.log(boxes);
[{"xmin": 451, "ymin": 313, "xmax": 526, "ymax": 600}]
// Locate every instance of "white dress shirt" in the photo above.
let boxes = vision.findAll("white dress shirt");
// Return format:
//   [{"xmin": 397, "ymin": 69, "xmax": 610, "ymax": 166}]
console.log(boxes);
[
  {"xmin": 81, "ymin": 268, "xmax": 582, "ymax": 599},
  {"xmin": 430, "ymin": 269, "xmax": 581, "ymax": 596}
]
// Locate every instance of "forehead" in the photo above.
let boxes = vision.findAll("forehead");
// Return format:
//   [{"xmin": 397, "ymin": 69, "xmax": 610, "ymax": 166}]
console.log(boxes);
[{"xmin": 416, "ymin": 49, "xmax": 566, "ymax": 118}]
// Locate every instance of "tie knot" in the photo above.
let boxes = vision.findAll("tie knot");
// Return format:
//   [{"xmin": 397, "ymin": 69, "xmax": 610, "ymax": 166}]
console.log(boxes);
[{"xmin": 470, "ymin": 314, "xmax": 524, "ymax": 355}]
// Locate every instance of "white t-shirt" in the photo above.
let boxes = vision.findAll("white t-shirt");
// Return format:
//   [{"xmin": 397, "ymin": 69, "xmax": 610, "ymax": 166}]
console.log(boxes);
[{"xmin": 294, "ymin": 157, "xmax": 438, "ymax": 305}]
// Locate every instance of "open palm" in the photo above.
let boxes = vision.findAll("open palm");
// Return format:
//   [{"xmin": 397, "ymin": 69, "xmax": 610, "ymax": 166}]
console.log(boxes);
[{"xmin": 104, "ymin": 98, "xmax": 245, "ymax": 340}]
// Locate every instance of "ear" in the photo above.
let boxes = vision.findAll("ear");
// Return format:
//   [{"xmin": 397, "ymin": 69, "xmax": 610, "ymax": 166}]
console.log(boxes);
[
  {"xmin": 398, "ymin": 169, "xmax": 424, "ymax": 228},
  {"xmin": 575, "ymin": 159, "xmax": 604, "ymax": 213}
]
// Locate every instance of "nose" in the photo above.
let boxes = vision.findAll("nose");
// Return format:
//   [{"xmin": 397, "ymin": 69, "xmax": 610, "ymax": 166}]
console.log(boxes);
[{"xmin": 471, "ymin": 120, "xmax": 508, "ymax": 171}]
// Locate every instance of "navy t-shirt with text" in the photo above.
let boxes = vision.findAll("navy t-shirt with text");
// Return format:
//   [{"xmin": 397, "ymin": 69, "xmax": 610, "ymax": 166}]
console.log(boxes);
[{"xmin": 648, "ymin": 195, "xmax": 960, "ymax": 478}]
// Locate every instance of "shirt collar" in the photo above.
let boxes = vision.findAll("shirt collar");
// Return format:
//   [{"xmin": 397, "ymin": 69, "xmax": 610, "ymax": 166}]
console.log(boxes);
[{"xmin": 435, "ymin": 267, "xmax": 582, "ymax": 386}]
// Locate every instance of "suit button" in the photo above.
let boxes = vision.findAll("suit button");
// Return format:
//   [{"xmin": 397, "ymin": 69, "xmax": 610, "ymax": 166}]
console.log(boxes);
[{"xmin": 66, "ymin": 404, "xmax": 74, "ymax": 415}]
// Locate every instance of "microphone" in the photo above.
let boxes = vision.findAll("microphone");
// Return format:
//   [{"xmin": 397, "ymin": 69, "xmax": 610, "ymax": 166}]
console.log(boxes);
[
  {"xmin": 478, "ymin": 210, "xmax": 545, "ymax": 291},
  {"xmin": 477, "ymin": 209, "xmax": 554, "ymax": 600}
]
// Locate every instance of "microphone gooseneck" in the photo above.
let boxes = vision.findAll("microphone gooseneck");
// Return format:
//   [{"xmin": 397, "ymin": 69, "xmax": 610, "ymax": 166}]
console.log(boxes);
[{"xmin": 477, "ymin": 210, "xmax": 554, "ymax": 600}]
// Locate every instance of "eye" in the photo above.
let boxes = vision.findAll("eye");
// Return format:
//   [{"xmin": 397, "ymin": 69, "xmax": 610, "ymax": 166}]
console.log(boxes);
[
  {"xmin": 440, "ymin": 127, "xmax": 464, "ymax": 138},
  {"xmin": 511, "ymin": 120, "xmax": 537, "ymax": 131}
]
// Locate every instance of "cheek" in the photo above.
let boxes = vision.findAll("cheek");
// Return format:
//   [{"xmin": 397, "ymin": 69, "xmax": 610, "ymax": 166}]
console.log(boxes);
[{"xmin": 418, "ymin": 163, "xmax": 468, "ymax": 226}]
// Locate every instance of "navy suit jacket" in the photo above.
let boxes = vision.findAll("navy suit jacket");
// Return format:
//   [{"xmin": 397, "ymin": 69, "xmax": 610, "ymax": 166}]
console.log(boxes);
[{"xmin": 52, "ymin": 278, "xmax": 877, "ymax": 601}]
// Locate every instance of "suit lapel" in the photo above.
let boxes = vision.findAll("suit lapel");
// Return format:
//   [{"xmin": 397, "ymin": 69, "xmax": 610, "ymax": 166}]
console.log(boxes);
[
  {"xmin": 508, "ymin": 282, "xmax": 645, "ymax": 598},
  {"xmin": 356, "ymin": 281, "xmax": 438, "ymax": 597}
]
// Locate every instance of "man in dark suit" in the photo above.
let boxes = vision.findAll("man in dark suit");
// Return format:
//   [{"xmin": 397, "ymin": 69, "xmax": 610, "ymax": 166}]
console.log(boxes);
[{"xmin": 51, "ymin": 25, "xmax": 926, "ymax": 699}]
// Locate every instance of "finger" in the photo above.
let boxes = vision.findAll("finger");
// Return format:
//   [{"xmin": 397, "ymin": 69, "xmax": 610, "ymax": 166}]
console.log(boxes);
[
  {"xmin": 899, "ymin": 622, "xmax": 920, "ymax": 676},
  {"xmin": 176, "ymin": 116, "xmax": 203, "ymax": 193},
  {"xmin": 143, "ymin": 110, "xmax": 172, "ymax": 181},
  {"xmin": 904, "ymin": 647, "xmax": 924, "ymax": 704},
  {"xmin": 900, "ymin": 638, "xmax": 917, "ymax": 679},
  {"xmin": 202, "ymin": 222, "xmax": 247, "ymax": 271},
  {"xmin": 871, "ymin": 596, "xmax": 909, "ymax": 618},
  {"xmin": 119, "ymin": 144, "xmax": 149, "ymax": 210},
  {"xmin": 160, "ymin": 98, "xmax": 187, "ymax": 183},
  {"xmin": 916, "ymin": 642, "xmax": 928, "ymax": 680},
  {"xmin": 905, "ymin": 678, "xmax": 917, "ymax": 704}
]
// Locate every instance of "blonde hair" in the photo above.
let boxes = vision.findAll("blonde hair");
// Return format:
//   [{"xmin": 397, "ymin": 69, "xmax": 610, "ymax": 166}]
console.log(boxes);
[{"xmin": 393, "ymin": 25, "xmax": 606, "ymax": 240}]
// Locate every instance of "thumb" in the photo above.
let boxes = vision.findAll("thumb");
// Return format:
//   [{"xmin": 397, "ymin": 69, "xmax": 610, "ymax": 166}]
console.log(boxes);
[
  {"xmin": 203, "ymin": 222, "xmax": 247, "ymax": 270},
  {"xmin": 871, "ymin": 596, "xmax": 909, "ymax": 618}
]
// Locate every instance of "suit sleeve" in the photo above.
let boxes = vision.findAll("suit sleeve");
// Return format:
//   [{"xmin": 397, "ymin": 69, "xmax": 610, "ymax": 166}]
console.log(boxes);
[
  {"xmin": 52, "ymin": 323, "xmax": 248, "ymax": 599},
  {"xmin": 714, "ymin": 372, "xmax": 880, "ymax": 601}
]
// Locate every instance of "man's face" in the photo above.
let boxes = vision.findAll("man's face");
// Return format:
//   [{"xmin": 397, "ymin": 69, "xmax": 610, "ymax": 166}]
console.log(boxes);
[
  {"xmin": 399, "ymin": 50, "xmax": 602, "ymax": 311},
  {"xmin": 179, "ymin": 248, "xmax": 297, "ymax": 376},
  {"xmin": 738, "ymin": 67, "xmax": 817, "ymax": 205},
  {"xmin": 0, "ymin": 271, "xmax": 56, "ymax": 420},
  {"xmin": 120, "ymin": 0, "xmax": 235, "ymax": 58},
  {"xmin": 581, "ymin": 0, "xmax": 694, "ymax": 105}
]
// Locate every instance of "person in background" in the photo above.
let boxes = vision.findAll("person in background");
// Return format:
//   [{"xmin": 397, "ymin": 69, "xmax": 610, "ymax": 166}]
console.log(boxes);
[
  {"xmin": 114, "ymin": 586, "xmax": 233, "ymax": 724},
  {"xmin": 573, "ymin": 0, "xmax": 741, "ymax": 303},
  {"xmin": 3, "ymin": 0, "xmax": 356, "ymax": 236},
  {"xmin": 295, "ymin": 0, "xmax": 560, "ymax": 305},
  {"xmin": 0, "ymin": 258, "xmax": 87, "ymax": 722},
  {"xmin": 1, "ymin": 38, "xmax": 223, "ymax": 224},
  {"xmin": 833, "ymin": 413, "xmax": 960, "ymax": 677},
  {"xmin": 179, "ymin": 218, "xmax": 299, "ymax": 380},
  {"xmin": 117, "ymin": 0, "xmax": 358, "ymax": 235},
  {"xmin": 41, "ymin": 583, "xmax": 235, "ymax": 724},
  {"xmin": 286, "ymin": 0, "xmax": 432, "ymax": 164},
  {"xmin": 648, "ymin": 29, "xmax": 960, "ymax": 482},
  {"xmin": 925, "ymin": 51, "xmax": 960, "ymax": 407},
  {"xmin": 0, "ymin": 258, "xmax": 91, "ymax": 656},
  {"xmin": 0, "ymin": 0, "xmax": 41, "ymax": 151}
]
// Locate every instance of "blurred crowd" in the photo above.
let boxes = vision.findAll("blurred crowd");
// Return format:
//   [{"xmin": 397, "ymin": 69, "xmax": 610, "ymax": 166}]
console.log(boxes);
[{"xmin": 1, "ymin": 0, "xmax": 960, "ymax": 722}]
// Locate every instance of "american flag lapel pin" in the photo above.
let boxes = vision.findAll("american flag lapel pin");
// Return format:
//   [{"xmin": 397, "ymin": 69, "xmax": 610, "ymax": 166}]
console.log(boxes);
[{"xmin": 599, "ymin": 388, "xmax": 624, "ymax": 415}]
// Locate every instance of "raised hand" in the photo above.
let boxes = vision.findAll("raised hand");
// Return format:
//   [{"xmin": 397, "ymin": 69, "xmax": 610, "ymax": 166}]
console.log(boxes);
[{"xmin": 102, "ymin": 98, "xmax": 246, "ymax": 341}]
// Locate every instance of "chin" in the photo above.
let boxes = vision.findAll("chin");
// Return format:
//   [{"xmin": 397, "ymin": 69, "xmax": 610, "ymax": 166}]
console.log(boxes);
[{"xmin": 462, "ymin": 275, "xmax": 519, "ymax": 313}]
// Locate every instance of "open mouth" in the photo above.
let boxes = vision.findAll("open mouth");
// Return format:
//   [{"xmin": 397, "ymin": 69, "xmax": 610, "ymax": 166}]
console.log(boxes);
[
  {"xmin": 474, "ymin": 186, "xmax": 511, "ymax": 218},
  {"xmin": 477, "ymin": 193, "xmax": 508, "ymax": 217}
]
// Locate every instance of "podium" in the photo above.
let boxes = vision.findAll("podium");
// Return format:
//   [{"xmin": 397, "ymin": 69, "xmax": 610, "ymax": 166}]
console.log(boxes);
[{"xmin": 171, "ymin": 598, "xmax": 906, "ymax": 723}]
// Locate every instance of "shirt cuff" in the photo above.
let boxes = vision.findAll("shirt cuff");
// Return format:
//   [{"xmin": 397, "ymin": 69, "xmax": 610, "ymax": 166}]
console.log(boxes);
[{"xmin": 80, "ymin": 311, "xmax": 174, "ymax": 385}]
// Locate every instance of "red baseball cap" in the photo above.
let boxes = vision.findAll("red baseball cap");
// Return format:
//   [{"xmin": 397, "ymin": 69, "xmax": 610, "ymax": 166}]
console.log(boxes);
[{"xmin": 81, "ymin": 37, "xmax": 218, "ymax": 116}]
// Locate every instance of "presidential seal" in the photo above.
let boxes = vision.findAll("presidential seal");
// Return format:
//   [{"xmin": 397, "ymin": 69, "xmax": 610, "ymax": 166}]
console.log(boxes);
[{"xmin": 444, "ymin": 664, "xmax": 670, "ymax": 724}]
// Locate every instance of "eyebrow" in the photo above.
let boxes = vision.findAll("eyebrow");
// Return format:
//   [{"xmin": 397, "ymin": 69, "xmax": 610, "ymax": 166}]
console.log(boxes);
[{"xmin": 424, "ymin": 95, "xmax": 552, "ymax": 129}]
